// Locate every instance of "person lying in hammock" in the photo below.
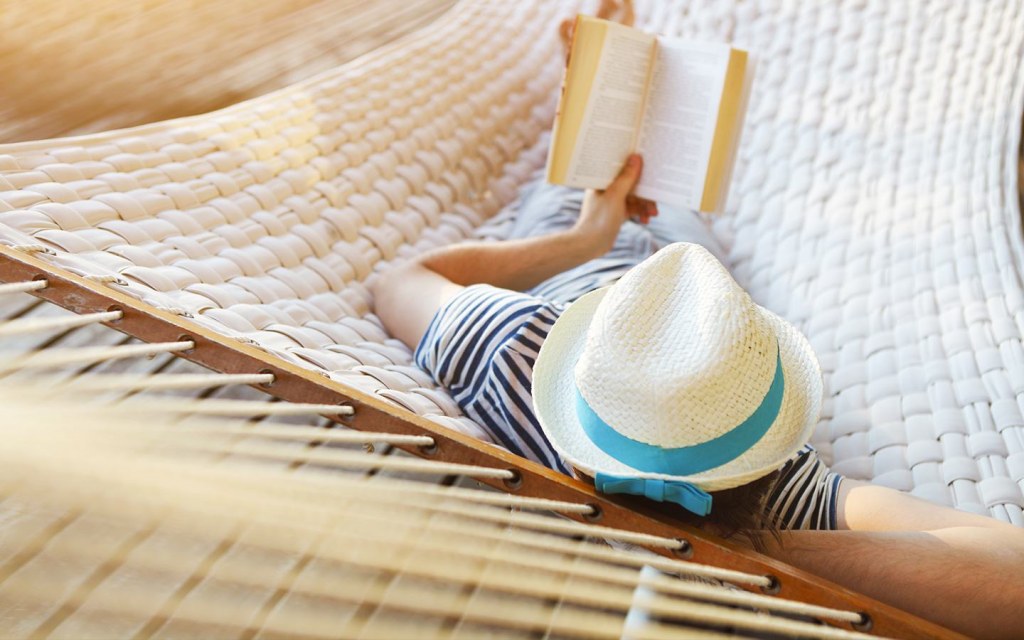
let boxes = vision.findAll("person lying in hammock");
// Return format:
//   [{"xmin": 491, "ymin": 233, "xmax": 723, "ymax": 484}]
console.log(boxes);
[
  {"xmin": 374, "ymin": 152, "xmax": 1024, "ymax": 639},
  {"xmin": 373, "ymin": 4, "xmax": 1024, "ymax": 639}
]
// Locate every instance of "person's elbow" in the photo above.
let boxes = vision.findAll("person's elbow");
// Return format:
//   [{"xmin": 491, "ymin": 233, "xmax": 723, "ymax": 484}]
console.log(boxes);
[
  {"xmin": 371, "ymin": 260, "xmax": 421, "ymax": 341},
  {"xmin": 370, "ymin": 259, "xmax": 462, "ymax": 351}
]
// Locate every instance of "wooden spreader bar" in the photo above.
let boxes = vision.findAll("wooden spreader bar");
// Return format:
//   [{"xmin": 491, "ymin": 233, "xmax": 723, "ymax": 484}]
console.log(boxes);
[{"xmin": 0, "ymin": 244, "xmax": 964, "ymax": 640}]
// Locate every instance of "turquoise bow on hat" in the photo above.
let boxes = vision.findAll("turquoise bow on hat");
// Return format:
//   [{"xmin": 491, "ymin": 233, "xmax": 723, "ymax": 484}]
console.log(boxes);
[{"xmin": 594, "ymin": 472, "xmax": 713, "ymax": 516}]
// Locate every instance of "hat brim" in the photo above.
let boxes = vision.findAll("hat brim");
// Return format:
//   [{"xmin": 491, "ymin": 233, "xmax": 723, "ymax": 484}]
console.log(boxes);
[{"xmin": 533, "ymin": 287, "xmax": 823, "ymax": 493}]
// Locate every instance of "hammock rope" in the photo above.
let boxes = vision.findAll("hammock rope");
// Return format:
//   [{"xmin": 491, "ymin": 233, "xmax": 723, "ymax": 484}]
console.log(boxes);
[
  {"xmin": 2, "ymin": 0, "xmax": 1021, "ymax": 636},
  {"xmin": 0, "ymin": 286, "xmax": 946, "ymax": 637},
  {"xmin": 0, "ymin": 382, "xmax": 874, "ymax": 640}
]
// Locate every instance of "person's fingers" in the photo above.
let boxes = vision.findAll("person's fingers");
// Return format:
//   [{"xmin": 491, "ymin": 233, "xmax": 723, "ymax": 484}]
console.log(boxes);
[
  {"xmin": 631, "ymin": 197, "xmax": 657, "ymax": 218},
  {"xmin": 606, "ymin": 154, "xmax": 643, "ymax": 199},
  {"xmin": 559, "ymin": 18, "xmax": 573, "ymax": 46},
  {"xmin": 624, "ymin": 193, "xmax": 660, "ymax": 225},
  {"xmin": 593, "ymin": 1, "xmax": 633, "ymax": 26},
  {"xmin": 626, "ymin": 196, "xmax": 642, "ymax": 220},
  {"xmin": 621, "ymin": 0, "xmax": 635, "ymax": 26}
]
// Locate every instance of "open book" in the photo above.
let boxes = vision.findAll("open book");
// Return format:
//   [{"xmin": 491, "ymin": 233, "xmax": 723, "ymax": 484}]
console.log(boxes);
[{"xmin": 546, "ymin": 16, "xmax": 751, "ymax": 213}]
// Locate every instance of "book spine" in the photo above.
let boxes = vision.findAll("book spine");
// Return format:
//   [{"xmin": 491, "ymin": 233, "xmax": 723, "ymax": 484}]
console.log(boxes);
[{"xmin": 546, "ymin": 15, "xmax": 584, "ymax": 185}]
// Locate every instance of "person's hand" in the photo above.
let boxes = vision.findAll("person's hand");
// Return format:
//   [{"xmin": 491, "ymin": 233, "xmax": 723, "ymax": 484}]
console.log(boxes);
[
  {"xmin": 559, "ymin": 0, "xmax": 635, "ymax": 61},
  {"xmin": 573, "ymin": 154, "xmax": 658, "ymax": 256}
]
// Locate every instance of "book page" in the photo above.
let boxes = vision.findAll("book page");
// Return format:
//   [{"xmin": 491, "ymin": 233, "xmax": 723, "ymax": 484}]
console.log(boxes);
[
  {"xmin": 634, "ymin": 40, "xmax": 732, "ymax": 208},
  {"xmin": 562, "ymin": 21, "xmax": 655, "ymax": 189}
]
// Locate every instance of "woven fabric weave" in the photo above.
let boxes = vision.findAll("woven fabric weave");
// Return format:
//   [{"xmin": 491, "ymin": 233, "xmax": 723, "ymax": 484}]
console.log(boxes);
[{"xmin": 1, "ymin": 0, "xmax": 1023, "ymax": 523}]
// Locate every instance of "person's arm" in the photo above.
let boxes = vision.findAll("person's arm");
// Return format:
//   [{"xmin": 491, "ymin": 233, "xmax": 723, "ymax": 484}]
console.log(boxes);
[
  {"xmin": 762, "ymin": 480, "xmax": 1024, "ymax": 639},
  {"xmin": 373, "ymin": 155, "xmax": 652, "ymax": 349}
]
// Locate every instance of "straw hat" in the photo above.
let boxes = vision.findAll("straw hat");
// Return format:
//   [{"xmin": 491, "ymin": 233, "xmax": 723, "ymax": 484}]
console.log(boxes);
[{"xmin": 533, "ymin": 243, "xmax": 822, "ymax": 513}]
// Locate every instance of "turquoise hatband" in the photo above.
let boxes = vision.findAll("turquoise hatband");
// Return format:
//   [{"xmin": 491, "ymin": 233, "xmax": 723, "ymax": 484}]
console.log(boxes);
[{"xmin": 574, "ymin": 349, "xmax": 784, "ymax": 477}]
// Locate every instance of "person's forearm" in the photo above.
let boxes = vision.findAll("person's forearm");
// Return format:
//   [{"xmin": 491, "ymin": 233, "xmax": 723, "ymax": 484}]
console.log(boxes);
[
  {"xmin": 763, "ymin": 527, "xmax": 1024, "ymax": 639},
  {"xmin": 418, "ymin": 226, "xmax": 605, "ymax": 292}
]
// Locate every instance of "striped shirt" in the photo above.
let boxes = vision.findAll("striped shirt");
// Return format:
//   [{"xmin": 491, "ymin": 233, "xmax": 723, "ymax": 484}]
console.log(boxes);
[
  {"xmin": 414, "ymin": 180, "xmax": 843, "ymax": 530},
  {"xmin": 416, "ymin": 284, "xmax": 844, "ymax": 530}
]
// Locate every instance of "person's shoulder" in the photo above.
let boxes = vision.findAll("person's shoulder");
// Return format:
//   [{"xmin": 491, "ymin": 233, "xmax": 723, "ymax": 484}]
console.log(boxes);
[
  {"xmin": 454, "ymin": 284, "xmax": 565, "ymax": 355},
  {"xmin": 448, "ymin": 284, "xmax": 564, "ymax": 333},
  {"xmin": 415, "ymin": 284, "xmax": 564, "ymax": 393},
  {"xmin": 768, "ymin": 444, "xmax": 844, "ymax": 530}
]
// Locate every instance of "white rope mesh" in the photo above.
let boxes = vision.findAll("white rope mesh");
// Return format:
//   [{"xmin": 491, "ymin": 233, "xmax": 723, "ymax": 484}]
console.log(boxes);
[
  {"xmin": 0, "ymin": 310, "xmax": 121, "ymax": 337},
  {"xmin": 1, "ymin": 0, "xmax": 1021, "ymax": 523},
  {"xmin": 0, "ymin": 381, "xmax": 873, "ymax": 639},
  {"xmin": 123, "ymin": 398, "xmax": 355, "ymax": 418},
  {"xmin": 1, "ymin": 0, "xmax": 1017, "ymax": 634},
  {"xmin": 57, "ymin": 372, "xmax": 275, "ymax": 391},
  {"xmin": 0, "ymin": 341, "xmax": 194, "ymax": 372},
  {"xmin": 0, "ymin": 280, "xmax": 46, "ymax": 295}
]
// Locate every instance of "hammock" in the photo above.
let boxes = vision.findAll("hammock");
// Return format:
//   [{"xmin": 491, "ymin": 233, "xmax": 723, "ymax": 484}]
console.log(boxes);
[
  {"xmin": 4, "ymin": 0, "xmax": 1022, "ymax": 521},
  {"xmin": 0, "ymin": 291, "xmax": 952, "ymax": 638},
  {"xmin": 0, "ymin": 0, "xmax": 1022, "ymax": 634}
]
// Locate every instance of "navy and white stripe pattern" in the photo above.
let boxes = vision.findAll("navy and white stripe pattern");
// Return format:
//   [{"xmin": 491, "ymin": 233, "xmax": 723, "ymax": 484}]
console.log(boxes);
[
  {"xmin": 416, "ymin": 284, "xmax": 573, "ymax": 475},
  {"xmin": 770, "ymin": 445, "xmax": 845, "ymax": 530},
  {"xmin": 415, "ymin": 284, "xmax": 845, "ymax": 530},
  {"xmin": 414, "ymin": 181, "xmax": 844, "ymax": 530}
]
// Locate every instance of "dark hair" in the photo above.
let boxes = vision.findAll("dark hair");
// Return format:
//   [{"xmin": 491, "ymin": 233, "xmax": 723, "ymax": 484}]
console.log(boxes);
[{"xmin": 700, "ymin": 470, "xmax": 783, "ymax": 552}]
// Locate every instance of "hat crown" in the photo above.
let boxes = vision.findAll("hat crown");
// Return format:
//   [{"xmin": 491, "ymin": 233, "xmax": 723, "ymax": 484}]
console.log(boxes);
[{"xmin": 574, "ymin": 244, "xmax": 779, "ymax": 448}]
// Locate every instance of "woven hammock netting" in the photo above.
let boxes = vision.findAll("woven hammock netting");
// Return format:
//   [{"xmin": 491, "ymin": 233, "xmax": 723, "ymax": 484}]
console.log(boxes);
[{"xmin": 0, "ymin": 0, "xmax": 1023, "ymax": 526}]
